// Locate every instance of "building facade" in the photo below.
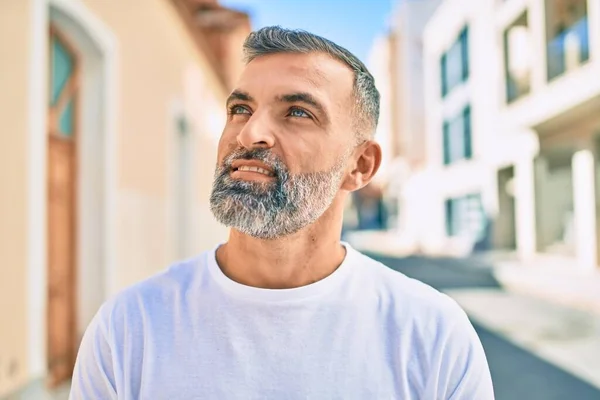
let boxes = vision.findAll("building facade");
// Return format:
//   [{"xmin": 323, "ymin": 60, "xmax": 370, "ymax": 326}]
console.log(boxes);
[
  {"xmin": 406, "ymin": 0, "xmax": 528, "ymax": 256},
  {"xmin": 359, "ymin": 0, "xmax": 442, "ymax": 234},
  {"xmin": 498, "ymin": 0, "xmax": 600, "ymax": 270},
  {"xmin": 0, "ymin": 0, "xmax": 249, "ymax": 395},
  {"xmin": 401, "ymin": 0, "xmax": 600, "ymax": 269}
]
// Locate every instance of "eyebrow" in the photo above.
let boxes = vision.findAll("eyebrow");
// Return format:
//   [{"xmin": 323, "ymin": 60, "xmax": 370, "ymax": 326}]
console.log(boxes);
[
  {"xmin": 278, "ymin": 92, "xmax": 326, "ymax": 117},
  {"xmin": 226, "ymin": 90, "xmax": 254, "ymax": 107}
]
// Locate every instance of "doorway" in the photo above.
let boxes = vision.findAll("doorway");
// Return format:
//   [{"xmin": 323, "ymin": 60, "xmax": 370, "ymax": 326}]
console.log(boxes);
[
  {"xmin": 47, "ymin": 25, "xmax": 79, "ymax": 387},
  {"xmin": 495, "ymin": 166, "xmax": 517, "ymax": 250}
]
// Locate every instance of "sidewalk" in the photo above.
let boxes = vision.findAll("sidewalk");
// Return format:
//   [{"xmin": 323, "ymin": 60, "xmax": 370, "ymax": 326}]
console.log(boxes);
[
  {"xmin": 1, "ymin": 380, "xmax": 69, "ymax": 400},
  {"xmin": 447, "ymin": 288, "xmax": 600, "ymax": 390},
  {"xmin": 493, "ymin": 256, "xmax": 600, "ymax": 316}
]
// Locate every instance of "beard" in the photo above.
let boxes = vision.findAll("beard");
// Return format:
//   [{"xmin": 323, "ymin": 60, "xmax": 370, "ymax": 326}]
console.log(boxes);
[{"xmin": 209, "ymin": 147, "xmax": 348, "ymax": 240}]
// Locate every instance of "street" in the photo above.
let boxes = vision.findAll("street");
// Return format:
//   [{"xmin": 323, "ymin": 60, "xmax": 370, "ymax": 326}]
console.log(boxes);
[{"xmin": 369, "ymin": 253, "xmax": 600, "ymax": 400}]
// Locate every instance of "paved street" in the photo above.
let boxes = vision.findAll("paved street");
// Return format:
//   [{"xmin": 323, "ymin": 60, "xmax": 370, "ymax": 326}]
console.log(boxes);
[{"xmin": 369, "ymin": 252, "xmax": 600, "ymax": 400}]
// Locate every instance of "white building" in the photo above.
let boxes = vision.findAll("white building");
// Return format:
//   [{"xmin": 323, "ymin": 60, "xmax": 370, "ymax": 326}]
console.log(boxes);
[
  {"xmin": 364, "ymin": 0, "xmax": 442, "ymax": 233},
  {"xmin": 402, "ymin": 0, "xmax": 600, "ymax": 272},
  {"xmin": 500, "ymin": 0, "xmax": 600, "ymax": 272}
]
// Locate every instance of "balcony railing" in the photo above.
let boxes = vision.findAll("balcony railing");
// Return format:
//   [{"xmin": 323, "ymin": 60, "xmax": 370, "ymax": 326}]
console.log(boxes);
[{"xmin": 547, "ymin": 17, "xmax": 590, "ymax": 81}]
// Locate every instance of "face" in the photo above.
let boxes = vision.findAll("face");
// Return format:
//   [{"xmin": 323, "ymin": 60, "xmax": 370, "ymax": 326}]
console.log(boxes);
[{"xmin": 209, "ymin": 52, "xmax": 358, "ymax": 239}]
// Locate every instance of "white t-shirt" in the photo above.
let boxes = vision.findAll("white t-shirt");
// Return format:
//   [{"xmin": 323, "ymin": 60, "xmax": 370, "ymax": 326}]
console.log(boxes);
[{"xmin": 70, "ymin": 243, "xmax": 494, "ymax": 400}]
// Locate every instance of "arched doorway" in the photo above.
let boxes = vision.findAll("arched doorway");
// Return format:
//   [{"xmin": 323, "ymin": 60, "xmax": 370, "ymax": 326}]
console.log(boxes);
[{"xmin": 47, "ymin": 24, "xmax": 79, "ymax": 386}]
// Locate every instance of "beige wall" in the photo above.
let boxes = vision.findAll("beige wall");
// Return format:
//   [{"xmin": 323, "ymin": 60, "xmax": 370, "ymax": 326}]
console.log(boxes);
[
  {"xmin": 80, "ymin": 0, "xmax": 228, "ymax": 289},
  {"xmin": 0, "ymin": 0, "xmax": 231, "ymax": 394},
  {"xmin": 81, "ymin": 0, "xmax": 226, "ymax": 194},
  {"xmin": 0, "ymin": 1, "xmax": 32, "ymax": 396}
]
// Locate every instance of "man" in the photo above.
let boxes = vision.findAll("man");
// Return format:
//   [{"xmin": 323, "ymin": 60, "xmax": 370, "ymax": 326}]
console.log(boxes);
[{"xmin": 71, "ymin": 26, "xmax": 494, "ymax": 399}]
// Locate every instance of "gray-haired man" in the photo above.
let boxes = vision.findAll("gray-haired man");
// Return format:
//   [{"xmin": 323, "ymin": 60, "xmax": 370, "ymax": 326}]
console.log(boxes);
[{"xmin": 71, "ymin": 26, "xmax": 494, "ymax": 399}]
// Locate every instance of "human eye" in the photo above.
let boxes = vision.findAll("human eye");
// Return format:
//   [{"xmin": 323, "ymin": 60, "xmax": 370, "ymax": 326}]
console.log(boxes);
[
  {"xmin": 288, "ymin": 107, "xmax": 311, "ymax": 119},
  {"xmin": 228, "ymin": 104, "xmax": 251, "ymax": 116}
]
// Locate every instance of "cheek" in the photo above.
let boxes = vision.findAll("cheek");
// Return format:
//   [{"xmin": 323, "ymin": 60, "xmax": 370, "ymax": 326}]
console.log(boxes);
[
  {"xmin": 278, "ymin": 137, "xmax": 331, "ymax": 174},
  {"xmin": 216, "ymin": 129, "xmax": 239, "ymax": 162},
  {"xmin": 274, "ymin": 138, "xmax": 301, "ymax": 173}
]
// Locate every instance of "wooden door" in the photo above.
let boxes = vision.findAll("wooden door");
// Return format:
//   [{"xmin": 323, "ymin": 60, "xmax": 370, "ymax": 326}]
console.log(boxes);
[{"xmin": 47, "ymin": 26, "xmax": 79, "ymax": 387}]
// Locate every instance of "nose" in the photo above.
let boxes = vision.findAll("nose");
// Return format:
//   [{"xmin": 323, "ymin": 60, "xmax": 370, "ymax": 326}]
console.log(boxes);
[{"xmin": 236, "ymin": 112, "xmax": 276, "ymax": 150}]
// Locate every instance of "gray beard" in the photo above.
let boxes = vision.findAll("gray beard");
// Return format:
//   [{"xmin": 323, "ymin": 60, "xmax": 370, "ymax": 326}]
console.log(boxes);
[{"xmin": 209, "ymin": 148, "xmax": 347, "ymax": 239}]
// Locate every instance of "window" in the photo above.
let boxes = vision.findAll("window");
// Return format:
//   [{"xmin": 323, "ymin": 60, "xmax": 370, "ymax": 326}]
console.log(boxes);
[
  {"xmin": 504, "ymin": 12, "xmax": 531, "ymax": 103},
  {"xmin": 445, "ymin": 194, "xmax": 486, "ymax": 239},
  {"xmin": 443, "ymin": 105, "xmax": 472, "ymax": 165},
  {"xmin": 49, "ymin": 29, "xmax": 77, "ymax": 138},
  {"xmin": 441, "ymin": 27, "xmax": 469, "ymax": 97},
  {"xmin": 545, "ymin": 0, "xmax": 589, "ymax": 81},
  {"xmin": 441, "ymin": 53, "xmax": 448, "ymax": 96}
]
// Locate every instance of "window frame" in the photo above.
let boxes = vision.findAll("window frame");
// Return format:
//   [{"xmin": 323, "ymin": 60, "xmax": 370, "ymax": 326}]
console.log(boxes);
[
  {"xmin": 440, "ymin": 26, "xmax": 470, "ymax": 98},
  {"xmin": 442, "ymin": 104, "xmax": 473, "ymax": 165}
]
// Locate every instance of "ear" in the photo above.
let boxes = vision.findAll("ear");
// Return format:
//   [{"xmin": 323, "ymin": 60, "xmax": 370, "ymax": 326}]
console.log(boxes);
[{"xmin": 341, "ymin": 140, "xmax": 382, "ymax": 191}]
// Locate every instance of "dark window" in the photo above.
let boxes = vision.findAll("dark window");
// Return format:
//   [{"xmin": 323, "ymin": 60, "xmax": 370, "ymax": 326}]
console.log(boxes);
[
  {"xmin": 443, "ymin": 121, "xmax": 450, "ymax": 165},
  {"xmin": 460, "ymin": 28, "xmax": 469, "ymax": 81},
  {"xmin": 441, "ymin": 53, "xmax": 448, "ymax": 97},
  {"xmin": 445, "ymin": 199, "xmax": 455, "ymax": 236},
  {"xmin": 440, "ymin": 26, "xmax": 470, "ymax": 98},
  {"xmin": 445, "ymin": 193, "xmax": 485, "ymax": 238},
  {"xmin": 463, "ymin": 106, "xmax": 472, "ymax": 159},
  {"xmin": 442, "ymin": 105, "xmax": 472, "ymax": 165}
]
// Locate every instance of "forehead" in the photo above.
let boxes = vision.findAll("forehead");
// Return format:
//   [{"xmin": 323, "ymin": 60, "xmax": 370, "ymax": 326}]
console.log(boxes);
[{"xmin": 236, "ymin": 52, "xmax": 354, "ymax": 106}]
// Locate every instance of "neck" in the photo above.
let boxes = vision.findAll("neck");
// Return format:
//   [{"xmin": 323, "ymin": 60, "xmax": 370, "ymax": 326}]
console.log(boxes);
[{"xmin": 215, "ymin": 203, "xmax": 347, "ymax": 289}]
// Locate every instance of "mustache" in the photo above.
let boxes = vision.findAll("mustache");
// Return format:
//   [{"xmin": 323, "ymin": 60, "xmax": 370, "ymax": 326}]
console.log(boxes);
[{"xmin": 221, "ymin": 148, "xmax": 287, "ymax": 177}]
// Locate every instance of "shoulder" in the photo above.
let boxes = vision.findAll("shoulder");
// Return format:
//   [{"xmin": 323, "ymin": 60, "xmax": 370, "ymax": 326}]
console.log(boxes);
[
  {"xmin": 347, "ymin": 247, "xmax": 472, "ymax": 345},
  {"xmin": 348, "ymin": 250, "xmax": 493, "ymax": 396},
  {"xmin": 350, "ymin": 248, "xmax": 465, "ymax": 319},
  {"xmin": 96, "ymin": 250, "xmax": 212, "ymax": 329}
]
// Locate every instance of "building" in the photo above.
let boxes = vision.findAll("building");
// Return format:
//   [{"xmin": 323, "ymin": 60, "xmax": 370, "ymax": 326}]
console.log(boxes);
[
  {"xmin": 0, "ymin": 0, "xmax": 249, "ymax": 395},
  {"xmin": 405, "ymin": 0, "xmax": 520, "ymax": 256},
  {"xmin": 355, "ymin": 0, "xmax": 442, "ymax": 234},
  {"xmin": 355, "ymin": 33, "xmax": 395, "ymax": 232},
  {"xmin": 402, "ymin": 0, "xmax": 600, "ymax": 270},
  {"xmin": 499, "ymin": 0, "xmax": 600, "ymax": 271}
]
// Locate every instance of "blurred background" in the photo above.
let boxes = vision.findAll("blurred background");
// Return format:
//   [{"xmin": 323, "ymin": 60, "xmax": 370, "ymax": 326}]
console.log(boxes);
[{"xmin": 1, "ymin": 0, "xmax": 599, "ymax": 398}]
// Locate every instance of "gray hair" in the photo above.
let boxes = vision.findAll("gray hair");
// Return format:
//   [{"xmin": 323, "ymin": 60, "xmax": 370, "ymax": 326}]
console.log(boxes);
[{"xmin": 242, "ymin": 26, "xmax": 380, "ymax": 141}]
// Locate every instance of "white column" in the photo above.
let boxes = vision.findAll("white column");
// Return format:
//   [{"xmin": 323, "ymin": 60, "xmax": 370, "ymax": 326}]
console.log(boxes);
[
  {"xmin": 588, "ymin": 0, "xmax": 600, "ymax": 63},
  {"xmin": 572, "ymin": 150, "xmax": 598, "ymax": 271},
  {"xmin": 528, "ymin": 0, "xmax": 548, "ymax": 90},
  {"xmin": 515, "ymin": 157, "xmax": 537, "ymax": 260}
]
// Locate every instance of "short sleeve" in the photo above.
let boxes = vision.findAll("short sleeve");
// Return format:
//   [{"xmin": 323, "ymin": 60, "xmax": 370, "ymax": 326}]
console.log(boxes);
[
  {"xmin": 69, "ymin": 304, "xmax": 118, "ymax": 400},
  {"xmin": 425, "ymin": 304, "xmax": 495, "ymax": 400}
]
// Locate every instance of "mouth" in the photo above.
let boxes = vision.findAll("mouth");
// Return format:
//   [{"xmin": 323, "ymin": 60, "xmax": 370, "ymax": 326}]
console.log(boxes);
[
  {"xmin": 230, "ymin": 159, "xmax": 276, "ymax": 178},
  {"xmin": 232, "ymin": 165, "xmax": 275, "ymax": 177}
]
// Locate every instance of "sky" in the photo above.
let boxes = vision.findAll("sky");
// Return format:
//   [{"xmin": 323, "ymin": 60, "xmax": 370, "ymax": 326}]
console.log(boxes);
[{"xmin": 220, "ymin": 0, "xmax": 395, "ymax": 64}]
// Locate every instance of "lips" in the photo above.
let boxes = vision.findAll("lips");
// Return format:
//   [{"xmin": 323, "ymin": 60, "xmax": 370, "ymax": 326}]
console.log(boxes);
[
  {"xmin": 235, "ymin": 165, "xmax": 274, "ymax": 177},
  {"xmin": 231, "ymin": 159, "xmax": 276, "ymax": 177}
]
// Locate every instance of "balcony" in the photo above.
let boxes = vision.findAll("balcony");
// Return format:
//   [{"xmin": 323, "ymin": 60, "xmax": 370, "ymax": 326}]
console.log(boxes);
[{"xmin": 547, "ymin": 16, "xmax": 590, "ymax": 81}]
